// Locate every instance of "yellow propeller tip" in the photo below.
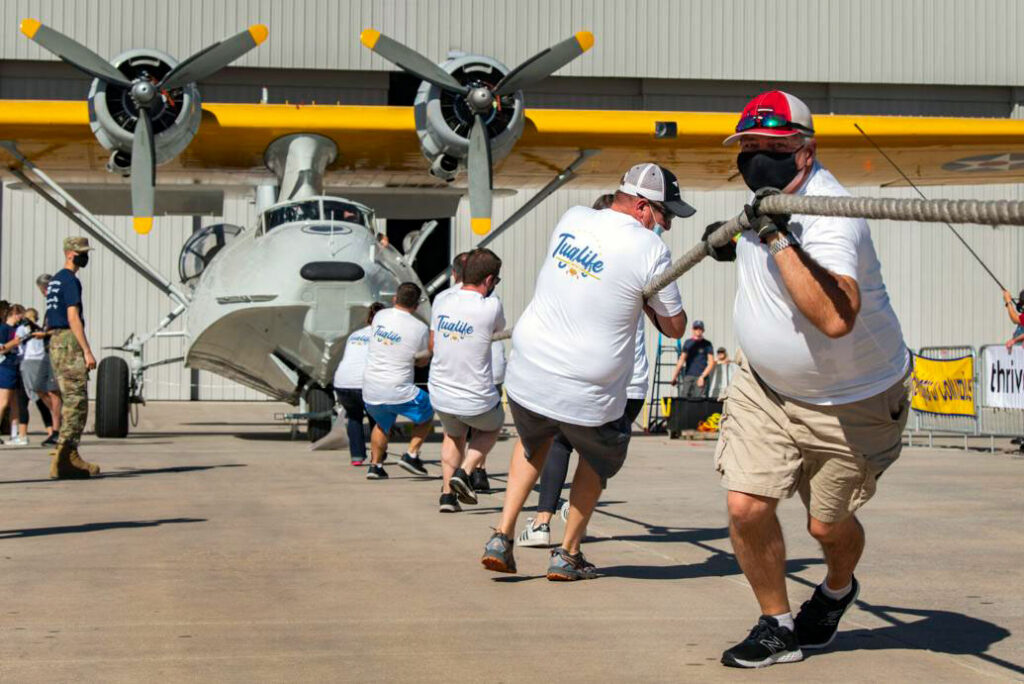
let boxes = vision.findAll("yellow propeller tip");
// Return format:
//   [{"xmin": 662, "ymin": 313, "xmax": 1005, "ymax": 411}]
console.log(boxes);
[
  {"xmin": 248, "ymin": 24, "xmax": 269, "ymax": 45},
  {"xmin": 133, "ymin": 217, "xmax": 154, "ymax": 234},
  {"xmin": 470, "ymin": 218, "xmax": 491, "ymax": 236},
  {"xmin": 575, "ymin": 31, "xmax": 595, "ymax": 52},
  {"xmin": 20, "ymin": 18, "xmax": 41, "ymax": 39},
  {"xmin": 360, "ymin": 28, "xmax": 381, "ymax": 49}
]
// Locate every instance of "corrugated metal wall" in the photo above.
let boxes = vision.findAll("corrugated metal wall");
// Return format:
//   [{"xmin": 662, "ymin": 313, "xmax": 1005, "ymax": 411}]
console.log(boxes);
[
  {"xmin": 3, "ymin": 0, "xmax": 1024, "ymax": 87},
  {"xmin": 2, "ymin": 0, "xmax": 1023, "ymax": 401},
  {"xmin": 0, "ymin": 189, "xmax": 266, "ymax": 400},
  {"xmin": 454, "ymin": 182, "xmax": 1024, "ymax": 371}
]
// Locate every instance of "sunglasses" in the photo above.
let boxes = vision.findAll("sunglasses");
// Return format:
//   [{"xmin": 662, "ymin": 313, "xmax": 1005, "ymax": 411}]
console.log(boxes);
[
  {"xmin": 735, "ymin": 112, "xmax": 813, "ymax": 135},
  {"xmin": 647, "ymin": 200, "xmax": 672, "ymax": 224}
]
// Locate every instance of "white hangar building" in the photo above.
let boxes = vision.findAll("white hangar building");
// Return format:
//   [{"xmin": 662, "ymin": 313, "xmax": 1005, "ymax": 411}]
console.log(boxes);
[{"xmin": 0, "ymin": 0, "xmax": 1021, "ymax": 401}]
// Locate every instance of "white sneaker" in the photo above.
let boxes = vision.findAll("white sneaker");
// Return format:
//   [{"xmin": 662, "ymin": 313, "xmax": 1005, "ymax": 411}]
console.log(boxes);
[
  {"xmin": 559, "ymin": 500, "xmax": 570, "ymax": 523},
  {"xmin": 516, "ymin": 518, "xmax": 551, "ymax": 548},
  {"xmin": 9, "ymin": 436, "xmax": 29, "ymax": 447}
]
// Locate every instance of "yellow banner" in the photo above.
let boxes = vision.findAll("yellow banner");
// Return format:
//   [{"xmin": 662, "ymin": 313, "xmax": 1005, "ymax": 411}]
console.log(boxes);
[{"xmin": 911, "ymin": 355, "xmax": 975, "ymax": 416}]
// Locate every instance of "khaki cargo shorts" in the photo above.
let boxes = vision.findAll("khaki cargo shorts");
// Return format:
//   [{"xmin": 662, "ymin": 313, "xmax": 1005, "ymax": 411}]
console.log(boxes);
[{"xmin": 714, "ymin": 351, "xmax": 912, "ymax": 523}]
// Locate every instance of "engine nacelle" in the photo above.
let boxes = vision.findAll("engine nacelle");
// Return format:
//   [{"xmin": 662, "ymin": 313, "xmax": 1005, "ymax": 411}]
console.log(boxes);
[
  {"xmin": 413, "ymin": 54, "xmax": 525, "ymax": 182},
  {"xmin": 87, "ymin": 49, "xmax": 201, "ymax": 176}
]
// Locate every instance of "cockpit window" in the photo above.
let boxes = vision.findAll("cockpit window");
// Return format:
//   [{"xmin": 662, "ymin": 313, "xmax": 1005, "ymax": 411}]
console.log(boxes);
[
  {"xmin": 323, "ymin": 200, "xmax": 370, "ymax": 227},
  {"xmin": 264, "ymin": 200, "xmax": 321, "ymax": 232}
]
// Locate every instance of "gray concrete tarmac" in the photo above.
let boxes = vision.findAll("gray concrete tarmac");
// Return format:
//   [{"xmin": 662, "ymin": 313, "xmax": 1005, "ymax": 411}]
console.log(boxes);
[{"xmin": 0, "ymin": 402, "xmax": 1020, "ymax": 682}]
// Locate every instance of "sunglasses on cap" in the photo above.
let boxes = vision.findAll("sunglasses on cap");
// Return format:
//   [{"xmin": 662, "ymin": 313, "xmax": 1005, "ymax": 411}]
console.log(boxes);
[{"xmin": 735, "ymin": 112, "xmax": 814, "ymax": 135}]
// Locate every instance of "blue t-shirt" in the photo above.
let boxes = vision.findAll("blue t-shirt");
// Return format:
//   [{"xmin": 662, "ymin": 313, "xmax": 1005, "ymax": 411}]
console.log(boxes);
[
  {"xmin": 681, "ymin": 337, "xmax": 714, "ymax": 377},
  {"xmin": 45, "ymin": 268, "xmax": 83, "ymax": 329},
  {"xmin": 0, "ymin": 323, "xmax": 18, "ymax": 369}
]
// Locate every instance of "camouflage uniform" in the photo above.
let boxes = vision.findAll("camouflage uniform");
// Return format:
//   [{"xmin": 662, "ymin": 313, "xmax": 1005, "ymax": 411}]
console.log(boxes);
[
  {"xmin": 49, "ymin": 329, "xmax": 88, "ymax": 446},
  {"xmin": 46, "ymin": 236, "xmax": 99, "ymax": 478}
]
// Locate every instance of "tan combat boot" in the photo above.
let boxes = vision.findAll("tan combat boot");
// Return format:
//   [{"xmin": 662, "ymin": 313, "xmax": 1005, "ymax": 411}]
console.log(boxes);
[
  {"xmin": 48, "ymin": 448, "xmax": 62, "ymax": 479},
  {"xmin": 69, "ymin": 447, "xmax": 100, "ymax": 477},
  {"xmin": 50, "ymin": 443, "xmax": 91, "ymax": 479}
]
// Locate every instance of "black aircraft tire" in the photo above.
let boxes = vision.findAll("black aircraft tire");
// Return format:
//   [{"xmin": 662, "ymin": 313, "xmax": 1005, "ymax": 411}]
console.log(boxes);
[
  {"xmin": 307, "ymin": 386, "xmax": 333, "ymax": 442},
  {"xmin": 95, "ymin": 357, "xmax": 130, "ymax": 438}
]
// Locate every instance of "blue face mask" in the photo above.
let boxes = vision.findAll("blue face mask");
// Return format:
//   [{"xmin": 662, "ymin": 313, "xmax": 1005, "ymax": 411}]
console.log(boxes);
[{"xmin": 653, "ymin": 225, "xmax": 665, "ymax": 237}]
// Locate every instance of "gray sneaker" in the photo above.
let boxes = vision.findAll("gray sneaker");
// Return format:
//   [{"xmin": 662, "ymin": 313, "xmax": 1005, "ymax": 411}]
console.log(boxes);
[
  {"xmin": 480, "ymin": 530, "xmax": 516, "ymax": 573},
  {"xmin": 546, "ymin": 548, "xmax": 597, "ymax": 581}
]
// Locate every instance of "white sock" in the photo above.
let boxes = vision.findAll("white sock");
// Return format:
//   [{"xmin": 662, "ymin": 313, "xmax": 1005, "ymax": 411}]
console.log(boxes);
[
  {"xmin": 771, "ymin": 612, "xmax": 795, "ymax": 631},
  {"xmin": 821, "ymin": 580, "xmax": 853, "ymax": 601}
]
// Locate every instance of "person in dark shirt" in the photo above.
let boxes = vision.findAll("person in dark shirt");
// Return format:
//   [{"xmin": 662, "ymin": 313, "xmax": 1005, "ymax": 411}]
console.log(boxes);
[
  {"xmin": 670, "ymin": 319, "xmax": 716, "ymax": 398},
  {"xmin": 46, "ymin": 236, "xmax": 100, "ymax": 479},
  {"xmin": 0, "ymin": 305, "xmax": 25, "ymax": 439}
]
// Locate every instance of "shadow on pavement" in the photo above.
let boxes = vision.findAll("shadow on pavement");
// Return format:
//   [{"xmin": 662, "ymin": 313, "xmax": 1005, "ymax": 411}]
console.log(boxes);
[
  {"xmin": 0, "ymin": 463, "xmax": 247, "ymax": 485},
  {"xmin": 594, "ymin": 507, "xmax": 1019, "ymax": 673},
  {"xmin": 601, "ymin": 555, "xmax": 822, "ymax": 580},
  {"xmin": 0, "ymin": 517, "xmax": 206, "ymax": 539},
  {"xmin": 821, "ymin": 603, "xmax": 1019, "ymax": 675}
]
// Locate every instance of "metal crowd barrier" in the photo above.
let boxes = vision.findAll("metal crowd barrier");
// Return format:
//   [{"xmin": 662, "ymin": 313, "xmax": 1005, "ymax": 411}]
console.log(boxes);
[
  {"xmin": 977, "ymin": 344, "xmax": 1024, "ymax": 438},
  {"xmin": 908, "ymin": 344, "xmax": 1023, "ymax": 451}
]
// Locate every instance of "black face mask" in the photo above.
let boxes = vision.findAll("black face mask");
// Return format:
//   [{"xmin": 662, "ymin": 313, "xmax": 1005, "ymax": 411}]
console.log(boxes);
[
  {"xmin": 72, "ymin": 252, "xmax": 89, "ymax": 268},
  {"xmin": 737, "ymin": 150, "xmax": 799, "ymax": 192}
]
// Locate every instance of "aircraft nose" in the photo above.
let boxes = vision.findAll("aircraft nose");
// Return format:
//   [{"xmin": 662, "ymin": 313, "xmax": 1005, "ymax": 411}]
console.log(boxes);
[{"xmin": 300, "ymin": 262, "xmax": 365, "ymax": 281}]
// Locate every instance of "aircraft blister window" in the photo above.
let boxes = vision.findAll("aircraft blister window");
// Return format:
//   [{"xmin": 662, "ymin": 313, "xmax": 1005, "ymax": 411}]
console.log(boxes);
[{"xmin": 178, "ymin": 223, "xmax": 244, "ymax": 285}]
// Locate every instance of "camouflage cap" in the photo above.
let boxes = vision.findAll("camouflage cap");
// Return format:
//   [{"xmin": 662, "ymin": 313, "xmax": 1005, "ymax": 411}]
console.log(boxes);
[{"xmin": 63, "ymin": 236, "xmax": 93, "ymax": 252}]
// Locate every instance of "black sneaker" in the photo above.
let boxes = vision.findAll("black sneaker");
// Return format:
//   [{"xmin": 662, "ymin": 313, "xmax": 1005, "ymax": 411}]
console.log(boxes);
[
  {"xmin": 795, "ymin": 576, "xmax": 860, "ymax": 650},
  {"xmin": 438, "ymin": 492, "xmax": 461, "ymax": 513},
  {"xmin": 398, "ymin": 453, "xmax": 429, "ymax": 476},
  {"xmin": 449, "ymin": 468, "xmax": 478, "ymax": 505},
  {"xmin": 41, "ymin": 432, "xmax": 59, "ymax": 447},
  {"xmin": 365, "ymin": 464, "xmax": 389, "ymax": 480},
  {"xmin": 470, "ymin": 468, "xmax": 491, "ymax": 493},
  {"xmin": 721, "ymin": 616, "xmax": 803, "ymax": 669}
]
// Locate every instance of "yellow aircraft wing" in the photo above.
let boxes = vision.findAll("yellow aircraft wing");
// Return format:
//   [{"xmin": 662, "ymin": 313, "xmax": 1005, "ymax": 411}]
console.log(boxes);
[{"xmin": 3, "ymin": 99, "xmax": 1024, "ymax": 190}]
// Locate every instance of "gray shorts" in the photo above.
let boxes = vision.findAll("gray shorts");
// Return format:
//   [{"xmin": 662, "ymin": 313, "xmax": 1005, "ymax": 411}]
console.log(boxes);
[
  {"xmin": 508, "ymin": 397, "xmax": 632, "ymax": 480},
  {"xmin": 20, "ymin": 358, "xmax": 58, "ymax": 400},
  {"xmin": 436, "ymin": 402, "xmax": 505, "ymax": 438}
]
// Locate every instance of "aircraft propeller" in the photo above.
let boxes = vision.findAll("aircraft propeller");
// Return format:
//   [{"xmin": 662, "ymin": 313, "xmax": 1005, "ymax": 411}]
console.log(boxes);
[
  {"xmin": 360, "ymin": 28, "xmax": 594, "ymax": 235},
  {"xmin": 20, "ymin": 18, "xmax": 268, "ymax": 234}
]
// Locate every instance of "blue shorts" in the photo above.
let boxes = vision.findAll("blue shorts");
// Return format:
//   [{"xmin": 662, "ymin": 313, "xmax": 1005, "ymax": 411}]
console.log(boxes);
[
  {"xmin": 0, "ymin": 364, "xmax": 19, "ymax": 390},
  {"xmin": 365, "ymin": 389, "xmax": 434, "ymax": 432}
]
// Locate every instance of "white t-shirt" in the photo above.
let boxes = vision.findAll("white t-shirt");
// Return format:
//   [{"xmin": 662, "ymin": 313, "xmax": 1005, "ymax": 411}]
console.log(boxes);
[
  {"xmin": 734, "ymin": 163, "xmax": 909, "ymax": 405},
  {"xmin": 506, "ymin": 206, "xmax": 683, "ymax": 426},
  {"xmin": 16, "ymin": 324, "xmax": 45, "ymax": 360},
  {"xmin": 332, "ymin": 324, "xmax": 372, "ymax": 390},
  {"xmin": 428, "ymin": 289, "xmax": 506, "ymax": 415},
  {"xmin": 626, "ymin": 318, "xmax": 649, "ymax": 400},
  {"xmin": 491, "ymin": 340, "xmax": 507, "ymax": 385},
  {"xmin": 361, "ymin": 308, "xmax": 429, "ymax": 405}
]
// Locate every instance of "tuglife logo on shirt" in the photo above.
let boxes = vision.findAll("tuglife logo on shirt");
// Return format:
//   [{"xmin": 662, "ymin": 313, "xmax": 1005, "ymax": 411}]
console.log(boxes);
[
  {"xmin": 349, "ymin": 332, "xmax": 371, "ymax": 346},
  {"xmin": 436, "ymin": 315, "xmax": 474, "ymax": 341},
  {"xmin": 552, "ymin": 232, "xmax": 604, "ymax": 281},
  {"xmin": 373, "ymin": 325, "xmax": 402, "ymax": 346}
]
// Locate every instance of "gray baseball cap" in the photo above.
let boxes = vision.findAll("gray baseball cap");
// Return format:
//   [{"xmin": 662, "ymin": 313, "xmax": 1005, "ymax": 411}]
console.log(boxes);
[{"xmin": 618, "ymin": 163, "xmax": 696, "ymax": 218}]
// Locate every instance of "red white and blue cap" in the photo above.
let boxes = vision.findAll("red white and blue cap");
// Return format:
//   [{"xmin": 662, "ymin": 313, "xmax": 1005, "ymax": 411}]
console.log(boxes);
[
  {"xmin": 618, "ymin": 162, "xmax": 696, "ymax": 218},
  {"xmin": 723, "ymin": 90, "xmax": 815, "ymax": 146}
]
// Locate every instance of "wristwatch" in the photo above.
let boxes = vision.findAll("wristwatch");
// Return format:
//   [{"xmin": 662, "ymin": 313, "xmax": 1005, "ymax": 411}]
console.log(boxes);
[{"xmin": 768, "ymin": 232, "xmax": 798, "ymax": 256}]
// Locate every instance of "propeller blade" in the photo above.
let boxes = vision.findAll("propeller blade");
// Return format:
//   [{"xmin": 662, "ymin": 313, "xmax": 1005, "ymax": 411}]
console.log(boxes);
[
  {"xmin": 159, "ymin": 25, "xmax": 268, "ymax": 91},
  {"xmin": 467, "ymin": 114, "xmax": 493, "ymax": 236},
  {"xmin": 360, "ymin": 28, "xmax": 468, "ymax": 95},
  {"xmin": 131, "ymin": 108, "xmax": 156, "ymax": 234},
  {"xmin": 20, "ymin": 18, "xmax": 131, "ymax": 87},
  {"xmin": 494, "ymin": 31, "xmax": 594, "ymax": 96}
]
